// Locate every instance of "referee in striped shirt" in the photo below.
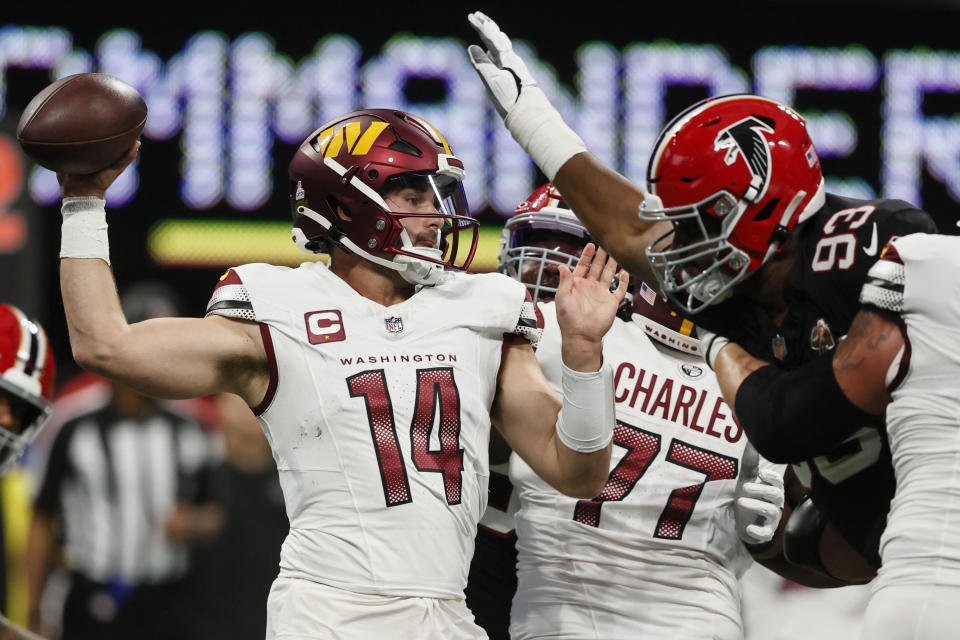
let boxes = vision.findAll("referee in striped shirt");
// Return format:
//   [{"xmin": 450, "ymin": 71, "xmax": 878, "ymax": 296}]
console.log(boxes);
[{"xmin": 25, "ymin": 283, "xmax": 224, "ymax": 640}]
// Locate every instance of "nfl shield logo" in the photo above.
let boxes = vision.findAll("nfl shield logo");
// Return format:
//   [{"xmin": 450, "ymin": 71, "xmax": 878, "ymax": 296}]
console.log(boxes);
[{"xmin": 384, "ymin": 316, "xmax": 404, "ymax": 334}]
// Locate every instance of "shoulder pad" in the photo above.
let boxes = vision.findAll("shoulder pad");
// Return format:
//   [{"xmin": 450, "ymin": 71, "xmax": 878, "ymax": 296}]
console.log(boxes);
[{"xmin": 860, "ymin": 240, "xmax": 904, "ymax": 312}]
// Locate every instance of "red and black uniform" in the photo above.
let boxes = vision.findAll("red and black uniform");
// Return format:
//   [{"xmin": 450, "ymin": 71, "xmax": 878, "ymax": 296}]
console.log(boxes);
[{"xmin": 705, "ymin": 193, "xmax": 936, "ymax": 568}]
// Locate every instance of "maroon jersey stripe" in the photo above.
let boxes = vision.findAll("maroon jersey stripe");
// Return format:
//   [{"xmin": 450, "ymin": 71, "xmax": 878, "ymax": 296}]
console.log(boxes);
[
  {"xmin": 214, "ymin": 268, "xmax": 244, "ymax": 289},
  {"xmin": 252, "ymin": 323, "xmax": 279, "ymax": 416},
  {"xmin": 887, "ymin": 317, "xmax": 912, "ymax": 393}
]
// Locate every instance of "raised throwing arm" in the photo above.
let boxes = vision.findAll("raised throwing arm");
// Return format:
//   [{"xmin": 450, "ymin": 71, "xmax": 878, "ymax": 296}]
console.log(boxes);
[{"xmin": 57, "ymin": 144, "xmax": 269, "ymax": 406}]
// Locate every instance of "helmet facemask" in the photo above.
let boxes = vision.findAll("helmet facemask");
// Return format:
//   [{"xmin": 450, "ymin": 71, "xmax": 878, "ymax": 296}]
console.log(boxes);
[
  {"xmin": 640, "ymin": 191, "xmax": 752, "ymax": 314},
  {"xmin": 0, "ymin": 305, "xmax": 55, "ymax": 473},
  {"xmin": 500, "ymin": 240, "xmax": 580, "ymax": 303},
  {"xmin": 498, "ymin": 192, "xmax": 590, "ymax": 303},
  {"xmin": 0, "ymin": 376, "xmax": 51, "ymax": 474},
  {"xmin": 381, "ymin": 171, "xmax": 477, "ymax": 285},
  {"xmin": 294, "ymin": 162, "xmax": 479, "ymax": 286}
]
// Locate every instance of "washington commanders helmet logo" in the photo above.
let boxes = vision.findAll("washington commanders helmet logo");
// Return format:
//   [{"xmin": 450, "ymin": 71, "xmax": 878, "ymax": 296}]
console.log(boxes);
[{"xmin": 714, "ymin": 116, "xmax": 775, "ymax": 202}]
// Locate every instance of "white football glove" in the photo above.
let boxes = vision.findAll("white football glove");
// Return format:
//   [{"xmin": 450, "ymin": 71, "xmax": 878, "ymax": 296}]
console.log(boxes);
[
  {"xmin": 466, "ymin": 11, "xmax": 537, "ymax": 118},
  {"xmin": 735, "ymin": 446, "xmax": 785, "ymax": 546},
  {"xmin": 695, "ymin": 324, "xmax": 731, "ymax": 371},
  {"xmin": 466, "ymin": 11, "xmax": 587, "ymax": 181}
]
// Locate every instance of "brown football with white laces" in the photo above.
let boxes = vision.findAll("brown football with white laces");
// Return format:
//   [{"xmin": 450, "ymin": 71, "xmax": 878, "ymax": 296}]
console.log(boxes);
[{"xmin": 16, "ymin": 72, "xmax": 146, "ymax": 174}]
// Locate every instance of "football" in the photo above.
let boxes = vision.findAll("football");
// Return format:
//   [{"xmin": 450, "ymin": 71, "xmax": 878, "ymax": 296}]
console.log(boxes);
[{"xmin": 16, "ymin": 72, "xmax": 147, "ymax": 175}]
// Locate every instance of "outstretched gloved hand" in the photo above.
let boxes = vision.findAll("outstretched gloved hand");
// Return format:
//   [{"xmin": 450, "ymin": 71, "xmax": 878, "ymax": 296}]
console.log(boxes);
[
  {"xmin": 466, "ymin": 11, "xmax": 537, "ymax": 118},
  {"xmin": 466, "ymin": 11, "xmax": 587, "ymax": 181}
]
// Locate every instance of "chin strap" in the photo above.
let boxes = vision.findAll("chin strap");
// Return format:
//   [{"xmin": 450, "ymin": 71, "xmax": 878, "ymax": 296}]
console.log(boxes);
[
  {"xmin": 687, "ymin": 271, "xmax": 735, "ymax": 306},
  {"xmin": 393, "ymin": 228, "xmax": 445, "ymax": 286},
  {"xmin": 296, "ymin": 205, "xmax": 447, "ymax": 286}
]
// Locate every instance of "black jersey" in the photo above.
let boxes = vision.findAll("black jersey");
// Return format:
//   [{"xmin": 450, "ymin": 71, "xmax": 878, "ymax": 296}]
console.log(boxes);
[
  {"xmin": 732, "ymin": 194, "xmax": 936, "ymax": 567},
  {"xmin": 778, "ymin": 194, "xmax": 936, "ymax": 369}
]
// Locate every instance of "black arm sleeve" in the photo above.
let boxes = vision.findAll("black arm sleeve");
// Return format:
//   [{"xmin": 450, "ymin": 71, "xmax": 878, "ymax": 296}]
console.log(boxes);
[{"xmin": 734, "ymin": 354, "xmax": 878, "ymax": 463}]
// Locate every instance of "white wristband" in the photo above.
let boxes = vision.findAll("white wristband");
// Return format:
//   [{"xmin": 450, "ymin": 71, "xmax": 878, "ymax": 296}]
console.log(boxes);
[
  {"xmin": 696, "ymin": 325, "xmax": 730, "ymax": 371},
  {"xmin": 504, "ymin": 87, "xmax": 588, "ymax": 182},
  {"xmin": 61, "ymin": 196, "xmax": 110, "ymax": 264},
  {"xmin": 555, "ymin": 361, "xmax": 615, "ymax": 453}
]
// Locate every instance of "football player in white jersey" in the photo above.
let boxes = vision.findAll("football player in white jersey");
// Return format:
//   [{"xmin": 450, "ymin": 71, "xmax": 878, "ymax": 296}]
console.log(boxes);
[
  {"xmin": 53, "ymin": 109, "xmax": 628, "ymax": 640},
  {"xmin": 705, "ymin": 234, "xmax": 960, "ymax": 639},
  {"xmin": 485, "ymin": 184, "xmax": 787, "ymax": 640}
]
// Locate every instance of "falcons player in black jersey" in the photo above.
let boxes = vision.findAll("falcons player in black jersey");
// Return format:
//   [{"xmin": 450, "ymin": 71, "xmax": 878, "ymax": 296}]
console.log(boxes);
[
  {"xmin": 465, "ymin": 12, "xmax": 938, "ymax": 585},
  {"xmin": 634, "ymin": 98, "xmax": 936, "ymax": 583}
]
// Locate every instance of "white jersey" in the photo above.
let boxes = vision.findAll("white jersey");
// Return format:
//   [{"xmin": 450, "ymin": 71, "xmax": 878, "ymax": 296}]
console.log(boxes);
[
  {"xmin": 206, "ymin": 261, "xmax": 537, "ymax": 599},
  {"xmin": 860, "ymin": 233, "xmax": 960, "ymax": 592},
  {"xmin": 510, "ymin": 302, "xmax": 753, "ymax": 640}
]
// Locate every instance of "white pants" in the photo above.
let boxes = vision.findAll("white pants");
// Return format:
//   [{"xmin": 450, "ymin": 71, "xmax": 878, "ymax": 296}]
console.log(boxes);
[
  {"xmin": 859, "ymin": 584, "xmax": 960, "ymax": 640},
  {"xmin": 265, "ymin": 576, "xmax": 488, "ymax": 640},
  {"xmin": 511, "ymin": 598, "xmax": 743, "ymax": 640}
]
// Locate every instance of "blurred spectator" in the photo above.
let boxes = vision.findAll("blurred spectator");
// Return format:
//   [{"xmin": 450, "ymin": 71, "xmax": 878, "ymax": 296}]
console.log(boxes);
[
  {"xmin": 24, "ymin": 282, "xmax": 223, "ymax": 640},
  {"xmin": 187, "ymin": 392, "xmax": 287, "ymax": 640}
]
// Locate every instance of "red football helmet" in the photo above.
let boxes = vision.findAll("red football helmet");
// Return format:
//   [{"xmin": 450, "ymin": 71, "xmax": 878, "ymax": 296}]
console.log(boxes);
[
  {"xmin": 0, "ymin": 304, "xmax": 55, "ymax": 472},
  {"xmin": 498, "ymin": 183, "xmax": 591, "ymax": 302},
  {"xmin": 289, "ymin": 109, "xmax": 479, "ymax": 285},
  {"xmin": 641, "ymin": 94, "xmax": 825, "ymax": 314}
]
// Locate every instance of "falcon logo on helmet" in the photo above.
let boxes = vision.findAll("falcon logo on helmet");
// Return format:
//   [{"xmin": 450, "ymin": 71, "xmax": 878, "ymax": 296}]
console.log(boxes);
[{"xmin": 714, "ymin": 116, "xmax": 775, "ymax": 203}]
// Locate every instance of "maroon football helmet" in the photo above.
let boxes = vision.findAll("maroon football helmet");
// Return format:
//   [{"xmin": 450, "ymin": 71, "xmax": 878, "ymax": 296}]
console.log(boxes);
[
  {"xmin": 289, "ymin": 109, "xmax": 479, "ymax": 285},
  {"xmin": 641, "ymin": 94, "xmax": 825, "ymax": 314},
  {"xmin": 498, "ymin": 183, "xmax": 591, "ymax": 302},
  {"xmin": 631, "ymin": 283, "xmax": 700, "ymax": 356},
  {"xmin": 0, "ymin": 304, "xmax": 55, "ymax": 472}
]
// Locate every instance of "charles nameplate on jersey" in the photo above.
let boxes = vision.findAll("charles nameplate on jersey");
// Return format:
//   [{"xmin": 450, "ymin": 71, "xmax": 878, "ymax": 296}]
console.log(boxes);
[
  {"xmin": 305, "ymin": 310, "xmax": 346, "ymax": 345},
  {"xmin": 384, "ymin": 315, "xmax": 404, "ymax": 335}
]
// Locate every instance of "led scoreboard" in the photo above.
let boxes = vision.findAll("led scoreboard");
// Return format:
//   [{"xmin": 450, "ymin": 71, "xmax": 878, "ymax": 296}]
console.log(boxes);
[{"xmin": 4, "ymin": 27, "xmax": 960, "ymax": 220}]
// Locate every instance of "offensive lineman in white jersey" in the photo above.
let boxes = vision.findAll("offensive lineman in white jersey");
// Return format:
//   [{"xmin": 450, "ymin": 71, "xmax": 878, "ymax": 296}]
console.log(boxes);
[
  {"xmin": 707, "ymin": 232, "xmax": 960, "ymax": 639},
  {"xmin": 488, "ymin": 184, "xmax": 786, "ymax": 640},
  {"xmin": 53, "ymin": 109, "xmax": 627, "ymax": 640}
]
